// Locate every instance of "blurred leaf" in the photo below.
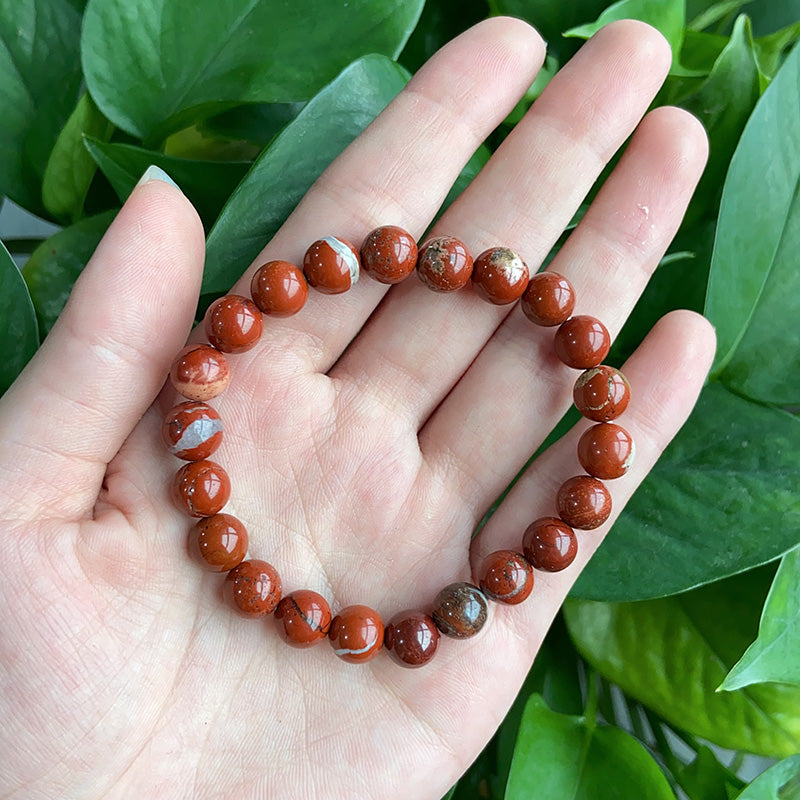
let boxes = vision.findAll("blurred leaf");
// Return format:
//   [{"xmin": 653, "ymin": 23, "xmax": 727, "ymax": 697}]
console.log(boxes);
[
  {"xmin": 676, "ymin": 745, "xmax": 745, "ymax": 800},
  {"xmin": 733, "ymin": 755, "xmax": 800, "ymax": 799},
  {"xmin": 753, "ymin": 21, "xmax": 800, "ymax": 86},
  {"xmin": 198, "ymin": 102, "xmax": 307, "ymax": 147},
  {"xmin": 688, "ymin": 0, "xmax": 754, "ymax": 32},
  {"xmin": 439, "ymin": 788, "xmax": 456, "ymax": 800},
  {"xmin": 747, "ymin": 0, "xmax": 800, "ymax": 37}
]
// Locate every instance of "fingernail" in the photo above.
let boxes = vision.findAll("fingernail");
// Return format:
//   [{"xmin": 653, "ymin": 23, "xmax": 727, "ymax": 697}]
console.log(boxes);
[{"xmin": 136, "ymin": 164, "xmax": 181, "ymax": 190}]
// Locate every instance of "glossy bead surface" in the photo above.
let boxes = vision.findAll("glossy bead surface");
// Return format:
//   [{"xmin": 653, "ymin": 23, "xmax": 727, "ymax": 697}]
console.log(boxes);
[
  {"xmin": 274, "ymin": 590, "xmax": 332, "ymax": 648},
  {"xmin": 204, "ymin": 294, "xmax": 263, "ymax": 353},
  {"xmin": 170, "ymin": 344, "xmax": 230, "ymax": 401},
  {"xmin": 416, "ymin": 236, "xmax": 473, "ymax": 292},
  {"xmin": 554, "ymin": 315, "xmax": 611, "ymax": 369},
  {"xmin": 471, "ymin": 247, "xmax": 529, "ymax": 305},
  {"xmin": 172, "ymin": 459, "xmax": 231, "ymax": 517},
  {"xmin": 162, "ymin": 401, "xmax": 223, "ymax": 461},
  {"xmin": 250, "ymin": 260, "xmax": 308, "ymax": 317},
  {"xmin": 573, "ymin": 365, "xmax": 631, "ymax": 422},
  {"xmin": 223, "ymin": 559, "xmax": 282, "ymax": 618},
  {"xmin": 384, "ymin": 610, "xmax": 440, "ymax": 668},
  {"xmin": 189, "ymin": 513, "xmax": 248, "ymax": 572},
  {"xmin": 520, "ymin": 272, "xmax": 575, "ymax": 326},
  {"xmin": 431, "ymin": 582, "xmax": 488, "ymax": 639},
  {"xmin": 522, "ymin": 517, "xmax": 578, "ymax": 572},
  {"xmin": 329, "ymin": 605, "xmax": 384, "ymax": 663},
  {"xmin": 303, "ymin": 236, "xmax": 360, "ymax": 294},
  {"xmin": 577, "ymin": 423, "xmax": 635, "ymax": 479},
  {"xmin": 556, "ymin": 476, "xmax": 612, "ymax": 530},
  {"xmin": 479, "ymin": 550, "xmax": 534, "ymax": 605},
  {"xmin": 360, "ymin": 225, "xmax": 418, "ymax": 284}
]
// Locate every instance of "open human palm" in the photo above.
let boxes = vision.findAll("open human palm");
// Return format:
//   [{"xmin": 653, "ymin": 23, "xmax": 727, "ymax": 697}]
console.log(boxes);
[{"xmin": 0, "ymin": 17, "xmax": 715, "ymax": 799}]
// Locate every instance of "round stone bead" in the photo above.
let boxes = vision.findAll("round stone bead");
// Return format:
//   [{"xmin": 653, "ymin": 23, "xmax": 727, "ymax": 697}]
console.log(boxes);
[
  {"xmin": 250, "ymin": 260, "xmax": 308, "ymax": 317},
  {"xmin": 554, "ymin": 315, "xmax": 611, "ymax": 369},
  {"xmin": 384, "ymin": 610, "xmax": 440, "ymax": 668},
  {"xmin": 577, "ymin": 422, "xmax": 635, "ymax": 480},
  {"xmin": 520, "ymin": 272, "xmax": 575, "ymax": 326},
  {"xmin": 522, "ymin": 517, "xmax": 578, "ymax": 572},
  {"xmin": 416, "ymin": 236, "xmax": 473, "ymax": 292},
  {"xmin": 189, "ymin": 513, "xmax": 248, "ymax": 572},
  {"xmin": 162, "ymin": 401, "xmax": 223, "ymax": 461},
  {"xmin": 274, "ymin": 590, "xmax": 332, "ymax": 648},
  {"xmin": 479, "ymin": 550, "xmax": 534, "ymax": 605},
  {"xmin": 360, "ymin": 225, "xmax": 418, "ymax": 284},
  {"xmin": 573, "ymin": 365, "xmax": 631, "ymax": 422},
  {"xmin": 328, "ymin": 604, "xmax": 384, "ymax": 663},
  {"xmin": 204, "ymin": 294, "xmax": 263, "ymax": 353},
  {"xmin": 471, "ymin": 247, "xmax": 530, "ymax": 305},
  {"xmin": 170, "ymin": 344, "xmax": 230, "ymax": 401},
  {"xmin": 224, "ymin": 559, "xmax": 282, "ymax": 618},
  {"xmin": 556, "ymin": 476, "xmax": 612, "ymax": 530},
  {"xmin": 172, "ymin": 459, "xmax": 231, "ymax": 517},
  {"xmin": 431, "ymin": 582, "xmax": 488, "ymax": 639},
  {"xmin": 303, "ymin": 236, "xmax": 360, "ymax": 294}
]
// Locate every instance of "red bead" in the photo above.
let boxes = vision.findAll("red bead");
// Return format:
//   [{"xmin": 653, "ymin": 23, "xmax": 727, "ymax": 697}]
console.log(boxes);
[
  {"xmin": 360, "ymin": 225, "xmax": 418, "ymax": 284},
  {"xmin": 172, "ymin": 459, "xmax": 231, "ymax": 517},
  {"xmin": 189, "ymin": 513, "xmax": 248, "ymax": 572},
  {"xmin": 250, "ymin": 260, "xmax": 308, "ymax": 317},
  {"xmin": 303, "ymin": 237, "xmax": 360, "ymax": 294},
  {"xmin": 416, "ymin": 236, "xmax": 473, "ymax": 292},
  {"xmin": 573, "ymin": 365, "xmax": 631, "ymax": 422},
  {"xmin": 328, "ymin": 604, "xmax": 384, "ymax": 663},
  {"xmin": 471, "ymin": 247, "xmax": 529, "ymax": 305},
  {"xmin": 384, "ymin": 610, "xmax": 440, "ymax": 668},
  {"xmin": 479, "ymin": 550, "xmax": 534, "ymax": 605},
  {"xmin": 170, "ymin": 344, "xmax": 230, "ymax": 401},
  {"xmin": 224, "ymin": 559, "xmax": 282, "ymax": 618},
  {"xmin": 556, "ymin": 476, "xmax": 612, "ymax": 530},
  {"xmin": 520, "ymin": 272, "xmax": 575, "ymax": 326},
  {"xmin": 162, "ymin": 401, "xmax": 223, "ymax": 461},
  {"xmin": 204, "ymin": 294, "xmax": 263, "ymax": 353},
  {"xmin": 431, "ymin": 582, "xmax": 488, "ymax": 638},
  {"xmin": 274, "ymin": 590, "xmax": 332, "ymax": 648},
  {"xmin": 522, "ymin": 517, "xmax": 578, "ymax": 572},
  {"xmin": 554, "ymin": 316, "xmax": 611, "ymax": 369},
  {"xmin": 577, "ymin": 422, "xmax": 635, "ymax": 479}
]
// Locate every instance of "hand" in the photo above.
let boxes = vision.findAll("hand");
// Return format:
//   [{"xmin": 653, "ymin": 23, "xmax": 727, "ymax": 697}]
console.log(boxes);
[{"xmin": 0, "ymin": 17, "xmax": 714, "ymax": 799}]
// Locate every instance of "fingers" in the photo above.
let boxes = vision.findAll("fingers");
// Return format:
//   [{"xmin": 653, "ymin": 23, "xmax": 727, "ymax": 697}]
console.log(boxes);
[{"xmin": 0, "ymin": 176, "xmax": 205, "ymax": 520}]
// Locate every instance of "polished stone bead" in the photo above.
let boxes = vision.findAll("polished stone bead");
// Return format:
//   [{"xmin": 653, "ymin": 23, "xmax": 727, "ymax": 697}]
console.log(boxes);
[
  {"xmin": 303, "ymin": 236, "xmax": 360, "ymax": 294},
  {"xmin": 162, "ymin": 401, "xmax": 223, "ymax": 461},
  {"xmin": 522, "ymin": 517, "xmax": 578, "ymax": 572},
  {"xmin": 554, "ymin": 315, "xmax": 611, "ymax": 369},
  {"xmin": 172, "ymin": 459, "xmax": 231, "ymax": 517},
  {"xmin": 204, "ymin": 294, "xmax": 263, "ymax": 353},
  {"xmin": 520, "ymin": 272, "xmax": 575, "ymax": 326},
  {"xmin": 431, "ymin": 582, "xmax": 488, "ymax": 638},
  {"xmin": 250, "ymin": 260, "xmax": 308, "ymax": 317},
  {"xmin": 471, "ymin": 247, "xmax": 529, "ymax": 305},
  {"xmin": 384, "ymin": 610, "xmax": 440, "ymax": 668},
  {"xmin": 189, "ymin": 513, "xmax": 248, "ymax": 572},
  {"xmin": 170, "ymin": 344, "xmax": 230, "ymax": 401},
  {"xmin": 360, "ymin": 225, "xmax": 418, "ymax": 284},
  {"xmin": 573, "ymin": 365, "xmax": 631, "ymax": 422},
  {"xmin": 416, "ymin": 236, "xmax": 473, "ymax": 292},
  {"xmin": 274, "ymin": 590, "xmax": 332, "ymax": 648},
  {"xmin": 328, "ymin": 604, "xmax": 384, "ymax": 663},
  {"xmin": 556, "ymin": 475, "xmax": 612, "ymax": 530},
  {"xmin": 224, "ymin": 559, "xmax": 282, "ymax": 618},
  {"xmin": 479, "ymin": 550, "xmax": 534, "ymax": 605},
  {"xmin": 577, "ymin": 422, "xmax": 635, "ymax": 479}
]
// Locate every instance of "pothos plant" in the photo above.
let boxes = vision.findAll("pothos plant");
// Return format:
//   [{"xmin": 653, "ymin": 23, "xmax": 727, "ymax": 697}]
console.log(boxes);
[{"xmin": 1, "ymin": 0, "xmax": 799, "ymax": 797}]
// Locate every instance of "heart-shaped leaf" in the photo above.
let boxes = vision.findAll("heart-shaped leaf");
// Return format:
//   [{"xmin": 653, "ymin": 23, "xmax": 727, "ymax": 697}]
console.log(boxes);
[{"xmin": 733, "ymin": 755, "xmax": 800, "ymax": 800}]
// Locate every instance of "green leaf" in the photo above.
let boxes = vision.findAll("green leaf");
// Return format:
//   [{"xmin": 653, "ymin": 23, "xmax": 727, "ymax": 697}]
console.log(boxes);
[
  {"xmin": 202, "ymin": 54, "xmax": 409, "ymax": 296},
  {"xmin": 82, "ymin": 0, "xmax": 424, "ymax": 141},
  {"xmin": 505, "ymin": 694, "xmax": 675, "ymax": 799},
  {"xmin": 753, "ymin": 21, "xmax": 800, "ymax": 86},
  {"xmin": 0, "ymin": 0, "xmax": 83, "ymax": 216},
  {"xmin": 734, "ymin": 755, "xmax": 800, "ymax": 800},
  {"xmin": 688, "ymin": 0, "xmax": 754, "ymax": 32},
  {"xmin": 676, "ymin": 746, "xmax": 745, "ymax": 800},
  {"xmin": 574, "ymin": 383, "xmax": 800, "ymax": 601},
  {"xmin": 0, "ymin": 240, "xmax": 39, "ymax": 395},
  {"xmin": 747, "ymin": 0, "xmax": 800, "ymax": 37},
  {"xmin": 721, "ymin": 546, "xmax": 800, "ymax": 691},
  {"xmin": 198, "ymin": 102, "xmax": 307, "ymax": 148}
]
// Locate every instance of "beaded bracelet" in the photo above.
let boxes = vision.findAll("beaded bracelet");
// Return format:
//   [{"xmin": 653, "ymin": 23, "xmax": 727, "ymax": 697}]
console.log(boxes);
[{"xmin": 163, "ymin": 226, "xmax": 633, "ymax": 668}]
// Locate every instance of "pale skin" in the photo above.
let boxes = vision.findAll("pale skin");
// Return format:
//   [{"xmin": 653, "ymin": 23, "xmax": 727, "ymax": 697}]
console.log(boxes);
[{"xmin": 0, "ymin": 17, "xmax": 715, "ymax": 800}]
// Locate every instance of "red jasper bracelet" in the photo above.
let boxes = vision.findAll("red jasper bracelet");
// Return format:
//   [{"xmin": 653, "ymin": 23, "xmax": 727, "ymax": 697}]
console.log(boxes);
[{"xmin": 163, "ymin": 226, "xmax": 633, "ymax": 668}]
